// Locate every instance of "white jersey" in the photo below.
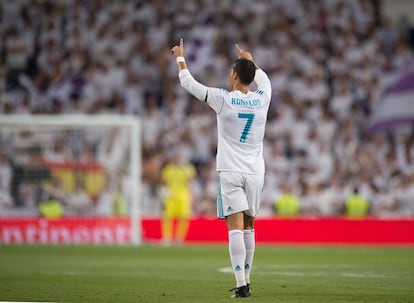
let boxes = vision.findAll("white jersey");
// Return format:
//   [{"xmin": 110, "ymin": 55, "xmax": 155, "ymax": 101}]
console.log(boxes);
[{"xmin": 179, "ymin": 68, "xmax": 271, "ymax": 174}]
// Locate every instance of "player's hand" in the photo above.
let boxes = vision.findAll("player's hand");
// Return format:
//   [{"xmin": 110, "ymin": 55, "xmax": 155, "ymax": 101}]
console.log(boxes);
[
  {"xmin": 235, "ymin": 44, "xmax": 253, "ymax": 61},
  {"xmin": 171, "ymin": 38, "xmax": 184, "ymax": 57}
]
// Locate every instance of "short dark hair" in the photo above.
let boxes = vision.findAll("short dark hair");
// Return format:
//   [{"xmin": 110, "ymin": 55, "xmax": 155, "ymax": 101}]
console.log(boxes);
[{"xmin": 232, "ymin": 58, "xmax": 256, "ymax": 85}]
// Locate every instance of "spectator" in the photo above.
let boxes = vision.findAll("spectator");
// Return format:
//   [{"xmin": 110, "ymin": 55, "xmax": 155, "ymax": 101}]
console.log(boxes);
[
  {"xmin": 38, "ymin": 198, "xmax": 64, "ymax": 219},
  {"xmin": 0, "ymin": 0, "xmax": 413, "ymax": 218},
  {"xmin": 96, "ymin": 178, "xmax": 127, "ymax": 217},
  {"xmin": 274, "ymin": 183, "xmax": 300, "ymax": 217},
  {"xmin": 345, "ymin": 186, "xmax": 370, "ymax": 218},
  {"xmin": 65, "ymin": 179, "xmax": 92, "ymax": 215},
  {"xmin": 0, "ymin": 152, "xmax": 13, "ymax": 210}
]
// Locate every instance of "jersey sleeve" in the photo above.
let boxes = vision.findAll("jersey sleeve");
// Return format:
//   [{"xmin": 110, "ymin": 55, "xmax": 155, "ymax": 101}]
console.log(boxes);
[
  {"xmin": 178, "ymin": 69, "xmax": 224, "ymax": 113},
  {"xmin": 254, "ymin": 69, "xmax": 271, "ymax": 102}
]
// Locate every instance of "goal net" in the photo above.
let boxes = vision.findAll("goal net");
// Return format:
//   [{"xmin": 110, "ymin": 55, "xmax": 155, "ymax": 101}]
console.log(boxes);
[{"xmin": 0, "ymin": 114, "xmax": 141, "ymax": 245}]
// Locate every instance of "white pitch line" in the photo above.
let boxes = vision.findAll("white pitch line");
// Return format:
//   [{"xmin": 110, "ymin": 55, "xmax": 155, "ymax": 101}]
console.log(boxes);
[
  {"xmin": 41, "ymin": 270, "xmax": 149, "ymax": 277},
  {"xmin": 217, "ymin": 267, "xmax": 396, "ymax": 279}
]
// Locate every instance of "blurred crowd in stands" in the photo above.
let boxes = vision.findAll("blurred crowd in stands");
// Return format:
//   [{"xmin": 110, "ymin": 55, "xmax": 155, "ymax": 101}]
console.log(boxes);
[{"xmin": 0, "ymin": 0, "xmax": 414, "ymax": 218}]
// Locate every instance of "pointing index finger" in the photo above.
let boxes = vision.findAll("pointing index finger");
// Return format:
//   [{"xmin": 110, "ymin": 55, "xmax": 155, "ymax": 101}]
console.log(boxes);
[
  {"xmin": 235, "ymin": 44, "xmax": 241, "ymax": 54},
  {"xmin": 180, "ymin": 38, "xmax": 184, "ymax": 49}
]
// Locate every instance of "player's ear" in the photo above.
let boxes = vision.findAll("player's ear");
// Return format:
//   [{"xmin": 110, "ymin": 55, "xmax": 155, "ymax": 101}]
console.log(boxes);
[{"xmin": 231, "ymin": 69, "xmax": 238, "ymax": 81}]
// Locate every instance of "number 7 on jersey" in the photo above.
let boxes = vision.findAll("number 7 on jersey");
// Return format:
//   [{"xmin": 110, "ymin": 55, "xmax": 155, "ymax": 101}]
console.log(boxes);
[{"xmin": 238, "ymin": 113, "xmax": 255, "ymax": 143}]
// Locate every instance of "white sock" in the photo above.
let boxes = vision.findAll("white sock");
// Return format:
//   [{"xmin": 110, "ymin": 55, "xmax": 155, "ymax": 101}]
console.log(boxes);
[
  {"xmin": 244, "ymin": 229, "xmax": 255, "ymax": 285},
  {"xmin": 228, "ymin": 229, "xmax": 246, "ymax": 288}
]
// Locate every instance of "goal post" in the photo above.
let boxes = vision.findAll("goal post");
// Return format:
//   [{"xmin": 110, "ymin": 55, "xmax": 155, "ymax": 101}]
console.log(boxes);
[{"xmin": 0, "ymin": 114, "xmax": 142, "ymax": 245}]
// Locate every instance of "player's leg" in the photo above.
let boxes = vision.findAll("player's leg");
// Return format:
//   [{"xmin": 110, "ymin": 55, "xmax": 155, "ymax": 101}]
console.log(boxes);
[
  {"xmin": 243, "ymin": 214, "xmax": 255, "ymax": 288},
  {"xmin": 218, "ymin": 172, "xmax": 250, "ymax": 296},
  {"xmin": 226, "ymin": 212, "xmax": 248, "ymax": 293},
  {"xmin": 161, "ymin": 199, "xmax": 174, "ymax": 246},
  {"xmin": 175, "ymin": 218, "xmax": 189, "ymax": 244},
  {"xmin": 175, "ymin": 193, "xmax": 191, "ymax": 245},
  {"xmin": 243, "ymin": 173, "xmax": 264, "ymax": 292},
  {"xmin": 161, "ymin": 217, "xmax": 173, "ymax": 245}
]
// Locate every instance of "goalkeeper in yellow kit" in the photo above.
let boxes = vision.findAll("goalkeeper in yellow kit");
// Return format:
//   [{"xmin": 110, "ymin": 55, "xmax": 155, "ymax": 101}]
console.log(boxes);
[{"xmin": 161, "ymin": 153, "xmax": 196, "ymax": 245}]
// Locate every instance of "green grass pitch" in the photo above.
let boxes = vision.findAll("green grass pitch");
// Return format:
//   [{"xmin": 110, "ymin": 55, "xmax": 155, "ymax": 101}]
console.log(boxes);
[{"xmin": 0, "ymin": 244, "xmax": 413, "ymax": 302}]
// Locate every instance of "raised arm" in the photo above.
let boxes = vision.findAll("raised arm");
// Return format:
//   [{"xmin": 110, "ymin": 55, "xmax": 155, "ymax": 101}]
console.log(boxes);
[
  {"xmin": 235, "ymin": 44, "xmax": 271, "ymax": 100},
  {"xmin": 236, "ymin": 44, "xmax": 259, "ymax": 70},
  {"xmin": 171, "ymin": 38, "xmax": 223, "ymax": 112},
  {"xmin": 171, "ymin": 38, "xmax": 187, "ymax": 71}
]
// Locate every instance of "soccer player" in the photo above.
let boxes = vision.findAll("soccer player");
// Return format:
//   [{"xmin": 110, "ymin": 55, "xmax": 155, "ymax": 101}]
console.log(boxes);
[
  {"xmin": 171, "ymin": 39, "xmax": 271, "ymax": 298},
  {"xmin": 161, "ymin": 152, "xmax": 196, "ymax": 246}
]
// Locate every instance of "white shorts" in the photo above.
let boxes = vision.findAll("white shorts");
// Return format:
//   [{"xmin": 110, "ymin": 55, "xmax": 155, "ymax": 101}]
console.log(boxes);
[{"xmin": 217, "ymin": 171, "xmax": 264, "ymax": 219}]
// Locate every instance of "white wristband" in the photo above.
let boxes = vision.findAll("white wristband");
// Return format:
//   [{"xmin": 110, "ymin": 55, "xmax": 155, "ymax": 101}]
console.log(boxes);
[{"xmin": 176, "ymin": 56, "xmax": 185, "ymax": 64}]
